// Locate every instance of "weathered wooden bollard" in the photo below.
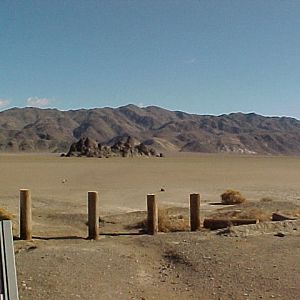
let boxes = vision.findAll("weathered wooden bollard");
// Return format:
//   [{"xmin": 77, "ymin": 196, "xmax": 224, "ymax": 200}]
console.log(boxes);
[
  {"xmin": 87, "ymin": 191, "xmax": 99, "ymax": 240},
  {"xmin": 147, "ymin": 194, "xmax": 158, "ymax": 235},
  {"xmin": 190, "ymin": 193, "xmax": 201, "ymax": 231},
  {"xmin": 20, "ymin": 189, "xmax": 32, "ymax": 240}
]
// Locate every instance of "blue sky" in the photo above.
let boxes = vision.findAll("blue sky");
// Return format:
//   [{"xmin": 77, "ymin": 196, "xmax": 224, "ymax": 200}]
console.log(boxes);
[{"xmin": 1, "ymin": 0, "xmax": 300, "ymax": 118}]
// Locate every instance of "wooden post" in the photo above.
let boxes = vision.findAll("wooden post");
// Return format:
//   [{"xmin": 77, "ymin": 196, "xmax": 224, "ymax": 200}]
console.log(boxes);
[
  {"xmin": 87, "ymin": 191, "xmax": 99, "ymax": 240},
  {"xmin": 147, "ymin": 194, "xmax": 158, "ymax": 235},
  {"xmin": 190, "ymin": 193, "xmax": 201, "ymax": 231},
  {"xmin": 20, "ymin": 189, "xmax": 32, "ymax": 240}
]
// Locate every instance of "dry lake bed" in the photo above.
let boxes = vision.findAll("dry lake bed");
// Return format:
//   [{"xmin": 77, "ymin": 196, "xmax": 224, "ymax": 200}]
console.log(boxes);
[{"xmin": 0, "ymin": 153, "xmax": 299, "ymax": 299}]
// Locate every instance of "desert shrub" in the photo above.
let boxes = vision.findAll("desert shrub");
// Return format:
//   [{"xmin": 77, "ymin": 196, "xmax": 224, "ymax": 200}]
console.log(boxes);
[
  {"xmin": 221, "ymin": 189, "xmax": 246, "ymax": 205},
  {"xmin": 238, "ymin": 208, "xmax": 270, "ymax": 221},
  {"xmin": 0, "ymin": 207, "xmax": 13, "ymax": 221},
  {"xmin": 210, "ymin": 208, "xmax": 270, "ymax": 222},
  {"xmin": 158, "ymin": 208, "xmax": 189, "ymax": 233},
  {"xmin": 127, "ymin": 208, "xmax": 189, "ymax": 233}
]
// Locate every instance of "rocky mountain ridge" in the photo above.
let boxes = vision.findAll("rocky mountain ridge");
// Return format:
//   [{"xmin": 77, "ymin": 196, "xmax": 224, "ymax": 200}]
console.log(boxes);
[{"xmin": 0, "ymin": 104, "xmax": 300, "ymax": 155}]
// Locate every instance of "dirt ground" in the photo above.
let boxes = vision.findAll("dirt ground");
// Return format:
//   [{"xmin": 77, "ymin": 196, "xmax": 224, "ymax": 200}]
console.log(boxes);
[{"xmin": 0, "ymin": 153, "xmax": 300, "ymax": 299}]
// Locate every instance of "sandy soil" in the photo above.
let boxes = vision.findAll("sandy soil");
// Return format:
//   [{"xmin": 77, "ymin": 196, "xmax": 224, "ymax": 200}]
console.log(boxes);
[{"xmin": 0, "ymin": 153, "xmax": 299, "ymax": 299}]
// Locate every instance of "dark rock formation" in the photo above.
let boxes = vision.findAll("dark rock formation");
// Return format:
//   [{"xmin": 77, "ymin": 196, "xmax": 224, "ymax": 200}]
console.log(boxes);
[{"xmin": 65, "ymin": 136, "xmax": 160, "ymax": 158}]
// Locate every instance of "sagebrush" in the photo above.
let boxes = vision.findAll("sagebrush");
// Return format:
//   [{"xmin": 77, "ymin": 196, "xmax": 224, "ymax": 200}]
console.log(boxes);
[
  {"xmin": 158, "ymin": 208, "xmax": 189, "ymax": 233},
  {"xmin": 221, "ymin": 189, "xmax": 246, "ymax": 204},
  {"xmin": 0, "ymin": 207, "xmax": 13, "ymax": 221}
]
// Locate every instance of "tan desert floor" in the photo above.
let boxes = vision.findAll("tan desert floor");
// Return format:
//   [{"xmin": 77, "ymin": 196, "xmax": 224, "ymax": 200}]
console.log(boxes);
[{"xmin": 0, "ymin": 154, "xmax": 299, "ymax": 299}]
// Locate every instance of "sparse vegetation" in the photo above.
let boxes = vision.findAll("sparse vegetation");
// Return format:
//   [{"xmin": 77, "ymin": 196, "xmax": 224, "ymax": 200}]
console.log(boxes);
[
  {"xmin": 238, "ymin": 208, "xmax": 270, "ymax": 221},
  {"xmin": 158, "ymin": 208, "xmax": 189, "ymax": 232},
  {"xmin": 0, "ymin": 207, "xmax": 13, "ymax": 221},
  {"xmin": 210, "ymin": 208, "xmax": 270, "ymax": 222},
  {"xmin": 126, "ymin": 208, "xmax": 189, "ymax": 233},
  {"xmin": 278, "ymin": 209, "xmax": 300, "ymax": 218},
  {"xmin": 221, "ymin": 189, "xmax": 246, "ymax": 205}
]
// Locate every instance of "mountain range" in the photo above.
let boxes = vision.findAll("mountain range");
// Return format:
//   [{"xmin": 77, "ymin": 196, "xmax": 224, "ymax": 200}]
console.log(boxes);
[{"xmin": 0, "ymin": 104, "xmax": 300, "ymax": 155}]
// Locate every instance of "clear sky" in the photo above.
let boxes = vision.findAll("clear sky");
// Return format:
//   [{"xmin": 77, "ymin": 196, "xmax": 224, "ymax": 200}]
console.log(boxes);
[{"xmin": 1, "ymin": 0, "xmax": 300, "ymax": 118}]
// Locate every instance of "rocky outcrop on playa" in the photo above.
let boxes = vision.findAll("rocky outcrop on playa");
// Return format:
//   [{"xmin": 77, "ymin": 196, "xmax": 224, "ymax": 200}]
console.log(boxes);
[{"xmin": 64, "ymin": 136, "xmax": 162, "ymax": 158}]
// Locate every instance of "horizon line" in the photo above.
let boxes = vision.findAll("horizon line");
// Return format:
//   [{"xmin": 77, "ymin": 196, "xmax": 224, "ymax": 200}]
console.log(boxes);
[{"xmin": 0, "ymin": 104, "xmax": 299, "ymax": 121}]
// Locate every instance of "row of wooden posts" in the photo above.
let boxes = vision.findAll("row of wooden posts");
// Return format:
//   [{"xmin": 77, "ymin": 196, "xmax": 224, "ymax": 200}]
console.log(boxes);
[{"xmin": 19, "ymin": 189, "xmax": 201, "ymax": 240}]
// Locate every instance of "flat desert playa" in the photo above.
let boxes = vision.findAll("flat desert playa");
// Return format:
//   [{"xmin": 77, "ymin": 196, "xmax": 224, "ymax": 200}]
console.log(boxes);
[
  {"xmin": 1, "ymin": 153, "xmax": 300, "ymax": 215},
  {"xmin": 1, "ymin": 153, "xmax": 300, "ymax": 299}
]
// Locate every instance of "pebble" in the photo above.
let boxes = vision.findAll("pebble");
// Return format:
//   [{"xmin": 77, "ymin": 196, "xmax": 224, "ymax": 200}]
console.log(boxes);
[{"xmin": 203, "ymin": 256, "xmax": 211, "ymax": 259}]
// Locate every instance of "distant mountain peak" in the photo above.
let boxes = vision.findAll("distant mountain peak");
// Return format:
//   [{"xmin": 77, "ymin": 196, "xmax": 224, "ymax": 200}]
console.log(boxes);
[{"xmin": 0, "ymin": 105, "xmax": 299, "ymax": 154}]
